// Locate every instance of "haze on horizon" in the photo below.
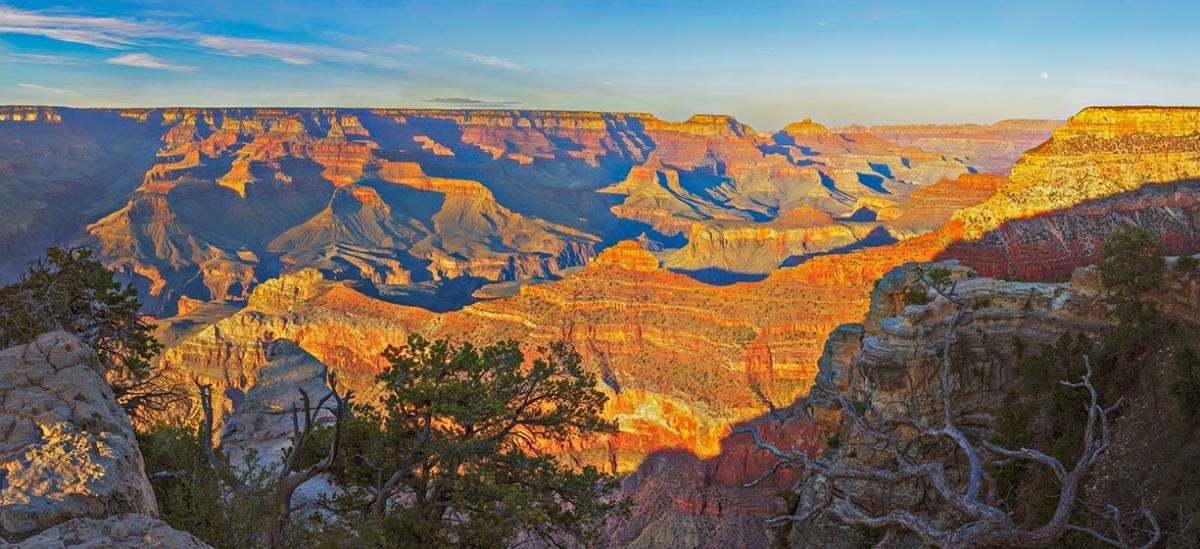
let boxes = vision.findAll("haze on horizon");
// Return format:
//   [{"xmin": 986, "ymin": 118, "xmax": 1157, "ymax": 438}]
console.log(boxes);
[{"xmin": 0, "ymin": 0, "xmax": 1197, "ymax": 129}]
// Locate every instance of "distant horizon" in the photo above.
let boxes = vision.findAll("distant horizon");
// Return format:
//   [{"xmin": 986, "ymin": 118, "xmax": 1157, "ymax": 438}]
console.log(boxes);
[
  {"xmin": 3, "ymin": 1, "xmax": 1199, "ymax": 128},
  {"xmin": 1, "ymin": 102, "xmax": 1085, "ymax": 130}
]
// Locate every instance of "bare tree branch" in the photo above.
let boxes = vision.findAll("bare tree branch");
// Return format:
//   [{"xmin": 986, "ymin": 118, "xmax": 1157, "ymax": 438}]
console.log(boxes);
[{"xmin": 263, "ymin": 370, "xmax": 353, "ymax": 548}]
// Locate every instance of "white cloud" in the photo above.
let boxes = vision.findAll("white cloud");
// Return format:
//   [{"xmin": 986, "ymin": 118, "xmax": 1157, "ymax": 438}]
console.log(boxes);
[
  {"xmin": 0, "ymin": 7, "xmax": 390, "ymax": 67},
  {"xmin": 2, "ymin": 53, "xmax": 87, "ymax": 64},
  {"xmin": 196, "ymin": 35, "xmax": 368, "ymax": 65},
  {"xmin": 0, "ymin": 8, "xmax": 163, "ymax": 48},
  {"xmin": 106, "ymin": 53, "xmax": 192, "ymax": 71},
  {"xmin": 17, "ymin": 82, "xmax": 79, "ymax": 95},
  {"xmin": 443, "ymin": 49, "xmax": 525, "ymax": 71},
  {"xmin": 1040, "ymin": 70, "xmax": 1050, "ymax": 80},
  {"xmin": 387, "ymin": 43, "xmax": 423, "ymax": 53}
]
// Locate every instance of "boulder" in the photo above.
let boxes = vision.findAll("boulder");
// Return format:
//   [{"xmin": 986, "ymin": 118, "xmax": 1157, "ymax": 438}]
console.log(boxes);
[
  {"xmin": 219, "ymin": 339, "xmax": 339, "ymax": 510},
  {"xmin": 220, "ymin": 338, "xmax": 335, "ymax": 465},
  {"xmin": 0, "ymin": 332, "xmax": 156, "ymax": 540}
]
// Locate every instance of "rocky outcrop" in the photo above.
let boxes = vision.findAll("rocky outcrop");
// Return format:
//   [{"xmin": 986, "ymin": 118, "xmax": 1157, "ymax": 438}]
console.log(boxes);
[
  {"xmin": 220, "ymin": 339, "xmax": 335, "ymax": 464},
  {"xmin": 808, "ymin": 261, "xmax": 1106, "ymax": 424},
  {"xmin": 0, "ymin": 332, "xmax": 157, "ymax": 541},
  {"xmin": 0, "ymin": 332, "xmax": 210, "ymax": 547},
  {"xmin": 6, "ymin": 514, "xmax": 211, "ymax": 549},
  {"xmin": 786, "ymin": 261, "xmax": 1106, "ymax": 546},
  {"xmin": 217, "ymin": 340, "xmax": 339, "ymax": 512}
]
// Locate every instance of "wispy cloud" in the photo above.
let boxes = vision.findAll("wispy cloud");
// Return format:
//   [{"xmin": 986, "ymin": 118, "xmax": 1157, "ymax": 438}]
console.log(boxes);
[
  {"xmin": 442, "ymin": 49, "xmax": 525, "ymax": 71},
  {"xmin": 426, "ymin": 96, "xmax": 521, "ymax": 107},
  {"xmin": 0, "ymin": 7, "xmax": 394, "ymax": 66},
  {"xmin": 107, "ymin": 53, "xmax": 191, "ymax": 71},
  {"xmin": 196, "ymin": 35, "xmax": 366, "ymax": 65},
  {"xmin": 2, "ymin": 53, "xmax": 87, "ymax": 65},
  {"xmin": 17, "ymin": 82, "xmax": 79, "ymax": 95},
  {"xmin": 387, "ymin": 43, "xmax": 423, "ymax": 54},
  {"xmin": 0, "ymin": 7, "xmax": 162, "ymax": 48}
]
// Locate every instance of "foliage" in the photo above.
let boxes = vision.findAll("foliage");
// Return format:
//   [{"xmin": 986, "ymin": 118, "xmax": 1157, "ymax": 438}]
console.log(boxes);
[
  {"xmin": 1170, "ymin": 346, "xmax": 1200, "ymax": 416},
  {"xmin": 924, "ymin": 267, "xmax": 953, "ymax": 289},
  {"xmin": 0, "ymin": 246, "xmax": 172, "ymax": 418},
  {"xmin": 903, "ymin": 266, "xmax": 953, "ymax": 307},
  {"xmin": 305, "ymin": 336, "xmax": 621, "ymax": 547},
  {"xmin": 1097, "ymin": 226, "xmax": 1167, "ymax": 393},
  {"xmin": 137, "ymin": 424, "xmax": 276, "ymax": 549},
  {"xmin": 1099, "ymin": 225, "xmax": 1165, "ymax": 326},
  {"xmin": 903, "ymin": 284, "xmax": 932, "ymax": 306}
]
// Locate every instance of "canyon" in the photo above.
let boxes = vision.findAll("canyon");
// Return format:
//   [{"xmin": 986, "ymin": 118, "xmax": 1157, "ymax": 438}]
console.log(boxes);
[
  {"xmin": 154, "ymin": 106, "xmax": 1200, "ymax": 545},
  {"xmin": 0, "ymin": 106, "xmax": 1052, "ymax": 312},
  {"xmin": 156, "ymin": 107, "xmax": 1200, "ymax": 465},
  {"xmin": 4, "ymin": 104, "xmax": 1200, "ymax": 547}
]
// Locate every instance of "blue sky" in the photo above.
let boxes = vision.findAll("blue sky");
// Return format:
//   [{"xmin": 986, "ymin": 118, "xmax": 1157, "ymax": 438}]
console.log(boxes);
[{"xmin": 0, "ymin": 0, "xmax": 1197, "ymax": 128}]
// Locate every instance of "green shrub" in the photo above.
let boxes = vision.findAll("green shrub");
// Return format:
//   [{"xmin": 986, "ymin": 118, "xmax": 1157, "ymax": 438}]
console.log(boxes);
[
  {"xmin": 903, "ymin": 285, "xmax": 932, "ymax": 306},
  {"xmin": 304, "ymin": 336, "xmax": 621, "ymax": 547},
  {"xmin": 137, "ymin": 425, "xmax": 275, "ymax": 549},
  {"xmin": 1099, "ymin": 225, "xmax": 1165, "ymax": 325},
  {"xmin": 0, "ymin": 247, "xmax": 170, "ymax": 418},
  {"xmin": 925, "ymin": 267, "xmax": 953, "ymax": 288}
]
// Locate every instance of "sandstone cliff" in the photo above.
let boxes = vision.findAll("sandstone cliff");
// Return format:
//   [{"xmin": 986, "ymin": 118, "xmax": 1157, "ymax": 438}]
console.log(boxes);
[{"xmin": 0, "ymin": 332, "xmax": 157, "ymax": 539}]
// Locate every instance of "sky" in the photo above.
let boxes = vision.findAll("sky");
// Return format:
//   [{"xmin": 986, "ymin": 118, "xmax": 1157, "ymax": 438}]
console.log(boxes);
[{"xmin": 0, "ymin": 0, "xmax": 1197, "ymax": 128}]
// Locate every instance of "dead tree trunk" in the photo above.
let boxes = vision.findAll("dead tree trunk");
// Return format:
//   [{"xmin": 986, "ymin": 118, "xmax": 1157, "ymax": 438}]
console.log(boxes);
[
  {"xmin": 739, "ymin": 266, "xmax": 1161, "ymax": 549},
  {"xmin": 263, "ymin": 372, "xmax": 352, "ymax": 549}
]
